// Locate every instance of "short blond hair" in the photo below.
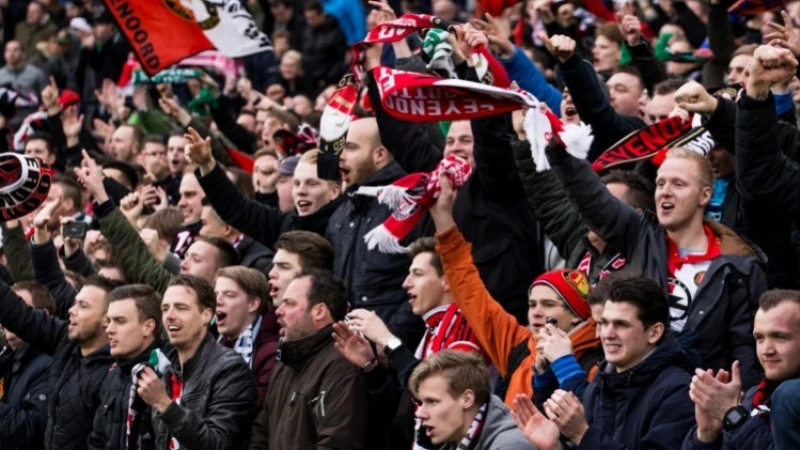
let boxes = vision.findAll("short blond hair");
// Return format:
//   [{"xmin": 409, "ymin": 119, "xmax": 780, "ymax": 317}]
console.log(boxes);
[
  {"xmin": 299, "ymin": 149, "xmax": 319, "ymax": 164},
  {"xmin": 409, "ymin": 350, "xmax": 490, "ymax": 406},
  {"xmin": 665, "ymin": 147, "xmax": 713, "ymax": 187},
  {"xmin": 282, "ymin": 50, "xmax": 302, "ymax": 65}
]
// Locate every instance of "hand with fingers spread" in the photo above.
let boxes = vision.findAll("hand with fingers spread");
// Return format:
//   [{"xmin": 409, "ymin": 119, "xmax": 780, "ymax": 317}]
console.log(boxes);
[
  {"xmin": 368, "ymin": 0, "xmax": 396, "ymax": 24},
  {"xmin": 544, "ymin": 389, "xmax": 589, "ymax": 444},
  {"xmin": 332, "ymin": 321, "xmax": 377, "ymax": 369},
  {"xmin": 673, "ymin": 80, "xmax": 718, "ymax": 116},
  {"xmin": 472, "ymin": 13, "xmax": 515, "ymax": 58},
  {"xmin": 539, "ymin": 33, "xmax": 577, "ymax": 63},
  {"xmin": 120, "ymin": 192, "xmax": 144, "ymax": 226},
  {"xmin": 42, "ymin": 76, "xmax": 60, "ymax": 115},
  {"xmin": 689, "ymin": 361, "xmax": 742, "ymax": 442},
  {"xmin": 92, "ymin": 118, "xmax": 115, "ymax": 141},
  {"xmin": 184, "ymin": 127, "xmax": 215, "ymax": 174},
  {"xmin": 74, "ymin": 150, "xmax": 109, "ymax": 204},
  {"xmin": 511, "ymin": 394, "xmax": 562, "ymax": 450},
  {"xmin": 764, "ymin": 11, "xmax": 800, "ymax": 57},
  {"xmin": 62, "ymin": 105, "xmax": 84, "ymax": 146},
  {"xmin": 345, "ymin": 309, "xmax": 395, "ymax": 349},
  {"xmin": 60, "ymin": 217, "xmax": 83, "ymax": 258},
  {"xmin": 616, "ymin": 3, "xmax": 642, "ymax": 47}
]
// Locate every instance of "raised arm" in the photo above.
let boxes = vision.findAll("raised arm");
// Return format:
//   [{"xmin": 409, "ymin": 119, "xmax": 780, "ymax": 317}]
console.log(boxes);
[
  {"xmin": 547, "ymin": 141, "xmax": 647, "ymax": 259},
  {"xmin": 0, "ymin": 279, "xmax": 67, "ymax": 356}
]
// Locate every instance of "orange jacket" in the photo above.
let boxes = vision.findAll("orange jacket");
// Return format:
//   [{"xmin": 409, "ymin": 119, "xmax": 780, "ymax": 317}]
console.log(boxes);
[{"xmin": 437, "ymin": 226, "xmax": 601, "ymax": 407}]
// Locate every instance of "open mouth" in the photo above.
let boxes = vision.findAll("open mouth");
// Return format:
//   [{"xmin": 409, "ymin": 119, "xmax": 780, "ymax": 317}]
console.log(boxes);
[
  {"xmin": 423, "ymin": 425, "xmax": 434, "ymax": 437},
  {"xmin": 269, "ymin": 282, "xmax": 280, "ymax": 299},
  {"xmin": 340, "ymin": 167, "xmax": 351, "ymax": 181},
  {"xmin": 296, "ymin": 200, "xmax": 312, "ymax": 212},
  {"xmin": 408, "ymin": 293, "xmax": 418, "ymax": 304},
  {"xmin": 167, "ymin": 325, "xmax": 182, "ymax": 334},
  {"xmin": 216, "ymin": 312, "xmax": 228, "ymax": 324},
  {"xmin": 565, "ymin": 107, "xmax": 577, "ymax": 117},
  {"xmin": 660, "ymin": 202, "xmax": 675, "ymax": 212}
]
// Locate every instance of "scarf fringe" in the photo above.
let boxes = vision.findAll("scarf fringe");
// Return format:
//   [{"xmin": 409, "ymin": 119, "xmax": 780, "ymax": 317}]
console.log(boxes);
[
  {"xmin": 524, "ymin": 108, "xmax": 593, "ymax": 172},
  {"xmin": 364, "ymin": 224, "xmax": 410, "ymax": 254},
  {"xmin": 356, "ymin": 185, "xmax": 414, "ymax": 210}
]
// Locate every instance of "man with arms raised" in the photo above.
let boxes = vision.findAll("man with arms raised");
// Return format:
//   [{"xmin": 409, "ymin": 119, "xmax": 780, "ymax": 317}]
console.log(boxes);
[
  {"xmin": 543, "ymin": 65, "xmax": 767, "ymax": 386},
  {"xmin": 249, "ymin": 269, "xmax": 368, "ymax": 449},
  {"xmin": 0, "ymin": 273, "xmax": 119, "ymax": 450},
  {"xmin": 136, "ymin": 275, "xmax": 256, "ymax": 450},
  {"xmin": 187, "ymin": 129, "xmax": 343, "ymax": 247},
  {"xmin": 88, "ymin": 285, "xmax": 163, "ymax": 450}
]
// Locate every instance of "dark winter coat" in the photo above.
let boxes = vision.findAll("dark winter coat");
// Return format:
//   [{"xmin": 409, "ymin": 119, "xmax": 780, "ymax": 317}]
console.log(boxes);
[
  {"xmin": 366, "ymin": 71, "xmax": 542, "ymax": 324},
  {"xmin": 237, "ymin": 235, "xmax": 274, "ymax": 276},
  {"xmin": 152, "ymin": 333, "xmax": 257, "ymax": 450},
  {"xmin": 249, "ymin": 325, "xmax": 369, "ymax": 450},
  {"xmin": 300, "ymin": 16, "xmax": 347, "ymax": 92},
  {"xmin": 197, "ymin": 164, "xmax": 344, "ymax": 249},
  {"xmin": 326, "ymin": 161, "xmax": 427, "ymax": 347},
  {"xmin": 0, "ymin": 281, "xmax": 114, "ymax": 450},
  {"xmin": 0, "ymin": 343, "xmax": 51, "ymax": 450},
  {"xmin": 580, "ymin": 334, "xmax": 695, "ymax": 449},
  {"xmin": 87, "ymin": 341, "xmax": 161, "ymax": 450},
  {"xmin": 549, "ymin": 145, "xmax": 767, "ymax": 389}
]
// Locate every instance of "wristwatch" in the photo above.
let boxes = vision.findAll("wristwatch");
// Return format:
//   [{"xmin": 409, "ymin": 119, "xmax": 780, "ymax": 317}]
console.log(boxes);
[
  {"xmin": 383, "ymin": 336, "xmax": 403, "ymax": 355},
  {"xmin": 361, "ymin": 357, "xmax": 379, "ymax": 373},
  {"xmin": 723, "ymin": 405, "xmax": 749, "ymax": 431}
]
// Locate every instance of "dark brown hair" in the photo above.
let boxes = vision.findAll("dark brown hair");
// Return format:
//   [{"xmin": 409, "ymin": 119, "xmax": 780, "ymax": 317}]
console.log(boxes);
[
  {"xmin": 168, "ymin": 275, "xmax": 217, "ymax": 313},
  {"xmin": 275, "ymin": 231, "xmax": 334, "ymax": 271},
  {"xmin": 12, "ymin": 281, "xmax": 55, "ymax": 314},
  {"xmin": 107, "ymin": 284, "xmax": 163, "ymax": 335}
]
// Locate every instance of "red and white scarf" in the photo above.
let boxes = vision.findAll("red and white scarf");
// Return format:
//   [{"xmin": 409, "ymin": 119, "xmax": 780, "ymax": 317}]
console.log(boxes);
[
  {"xmin": 522, "ymin": 104, "xmax": 594, "ymax": 172},
  {"xmin": 354, "ymin": 155, "xmax": 471, "ymax": 253}
]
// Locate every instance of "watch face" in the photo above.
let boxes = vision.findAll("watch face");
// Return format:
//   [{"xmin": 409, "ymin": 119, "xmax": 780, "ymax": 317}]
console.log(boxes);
[{"xmin": 729, "ymin": 410, "xmax": 743, "ymax": 422}]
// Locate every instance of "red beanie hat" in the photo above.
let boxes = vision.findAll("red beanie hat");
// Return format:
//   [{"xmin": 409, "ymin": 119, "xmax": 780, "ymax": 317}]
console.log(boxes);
[{"xmin": 530, "ymin": 269, "xmax": 591, "ymax": 320}]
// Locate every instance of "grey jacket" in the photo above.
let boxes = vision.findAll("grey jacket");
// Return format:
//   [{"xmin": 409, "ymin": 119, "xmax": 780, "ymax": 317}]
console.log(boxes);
[
  {"xmin": 444, "ymin": 395, "xmax": 532, "ymax": 450},
  {"xmin": 547, "ymin": 145, "xmax": 767, "ymax": 390}
]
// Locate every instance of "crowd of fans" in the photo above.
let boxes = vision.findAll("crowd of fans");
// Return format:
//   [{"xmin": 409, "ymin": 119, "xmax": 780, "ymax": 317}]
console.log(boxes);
[{"xmin": 1, "ymin": 0, "xmax": 800, "ymax": 449}]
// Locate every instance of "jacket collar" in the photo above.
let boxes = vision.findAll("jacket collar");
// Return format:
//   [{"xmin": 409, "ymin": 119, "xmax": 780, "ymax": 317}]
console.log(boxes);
[
  {"xmin": 257, "ymin": 309, "xmax": 280, "ymax": 346},
  {"xmin": 292, "ymin": 195, "xmax": 345, "ymax": 231},
  {"xmin": 168, "ymin": 333, "xmax": 215, "ymax": 379},
  {"xmin": 117, "ymin": 339, "xmax": 162, "ymax": 373},
  {"xmin": 278, "ymin": 324, "xmax": 334, "ymax": 372},
  {"xmin": 597, "ymin": 333, "xmax": 689, "ymax": 388}
]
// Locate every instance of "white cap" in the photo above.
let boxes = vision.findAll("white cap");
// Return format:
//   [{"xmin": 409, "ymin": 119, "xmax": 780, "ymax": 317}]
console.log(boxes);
[{"xmin": 69, "ymin": 17, "xmax": 92, "ymax": 34}]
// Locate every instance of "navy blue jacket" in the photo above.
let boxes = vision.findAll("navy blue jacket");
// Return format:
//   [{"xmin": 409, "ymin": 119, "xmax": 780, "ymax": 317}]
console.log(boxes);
[
  {"xmin": 579, "ymin": 334, "xmax": 695, "ymax": 449},
  {"xmin": 681, "ymin": 386, "xmax": 773, "ymax": 450},
  {"xmin": 0, "ymin": 343, "xmax": 51, "ymax": 450}
]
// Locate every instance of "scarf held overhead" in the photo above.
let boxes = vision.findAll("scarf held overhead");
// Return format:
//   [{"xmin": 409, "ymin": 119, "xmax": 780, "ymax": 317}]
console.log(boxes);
[{"xmin": 355, "ymin": 155, "xmax": 472, "ymax": 253}]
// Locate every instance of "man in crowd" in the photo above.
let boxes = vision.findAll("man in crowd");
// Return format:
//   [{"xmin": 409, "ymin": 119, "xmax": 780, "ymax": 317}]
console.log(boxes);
[
  {"xmin": 200, "ymin": 199, "xmax": 273, "ymax": 275},
  {"xmin": 0, "ymin": 282, "xmax": 54, "ymax": 450},
  {"xmin": 0, "ymin": 40, "xmax": 47, "ymax": 127},
  {"xmin": 174, "ymin": 169, "xmax": 206, "ymax": 258},
  {"xmin": 543, "ymin": 49, "xmax": 767, "ymax": 386},
  {"xmin": 108, "ymin": 124, "xmax": 143, "ymax": 165},
  {"xmin": 514, "ymin": 275, "xmax": 695, "ymax": 449},
  {"xmin": 138, "ymin": 275, "xmax": 257, "ymax": 450},
  {"xmin": 429, "ymin": 173, "xmax": 602, "ymax": 406},
  {"xmin": 249, "ymin": 269, "xmax": 368, "ymax": 449},
  {"xmin": 74, "ymin": 149, "xmax": 240, "ymax": 293},
  {"xmin": 268, "ymin": 230, "xmax": 334, "ymax": 305},
  {"xmin": 87, "ymin": 285, "xmax": 163, "ymax": 450},
  {"xmin": 684, "ymin": 289, "xmax": 800, "ymax": 449},
  {"xmin": 0, "ymin": 274, "xmax": 119, "ymax": 450},
  {"xmin": 214, "ymin": 266, "xmax": 280, "ymax": 406},
  {"xmin": 409, "ymin": 350, "xmax": 531, "ymax": 449}
]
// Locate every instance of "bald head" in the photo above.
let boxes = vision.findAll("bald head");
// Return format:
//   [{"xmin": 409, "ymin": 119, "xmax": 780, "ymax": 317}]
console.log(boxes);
[{"xmin": 340, "ymin": 118, "xmax": 392, "ymax": 185}]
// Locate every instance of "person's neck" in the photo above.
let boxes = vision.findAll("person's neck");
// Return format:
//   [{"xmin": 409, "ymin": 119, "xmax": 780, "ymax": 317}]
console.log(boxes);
[
  {"xmin": 80, "ymin": 333, "xmax": 109, "ymax": 357},
  {"xmin": 5, "ymin": 62, "xmax": 23, "ymax": 71},
  {"xmin": 614, "ymin": 345, "xmax": 656, "ymax": 373},
  {"xmin": 177, "ymin": 330, "xmax": 207, "ymax": 369},
  {"xmin": 454, "ymin": 407, "xmax": 481, "ymax": 442},
  {"xmin": 124, "ymin": 336, "xmax": 156, "ymax": 360},
  {"xmin": 225, "ymin": 313, "xmax": 260, "ymax": 340},
  {"xmin": 587, "ymin": 233, "xmax": 607, "ymax": 253},
  {"xmin": 666, "ymin": 219, "xmax": 708, "ymax": 252}
]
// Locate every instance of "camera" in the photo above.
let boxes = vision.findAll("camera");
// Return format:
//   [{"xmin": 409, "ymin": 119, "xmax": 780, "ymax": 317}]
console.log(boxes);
[{"xmin": 63, "ymin": 221, "xmax": 88, "ymax": 239}]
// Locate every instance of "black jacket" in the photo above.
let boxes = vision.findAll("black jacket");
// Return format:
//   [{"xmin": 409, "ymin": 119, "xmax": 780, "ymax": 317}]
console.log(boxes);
[
  {"xmin": 0, "ymin": 343, "xmax": 51, "ymax": 450},
  {"xmin": 301, "ymin": 16, "xmax": 347, "ymax": 92},
  {"xmin": 703, "ymin": 97, "xmax": 799, "ymax": 289},
  {"xmin": 580, "ymin": 335, "xmax": 695, "ymax": 449},
  {"xmin": 87, "ymin": 341, "xmax": 162, "ymax": 450},
  {"xmin": 558, "ymin": 54, "xmax": 647, "ymax": 161},
  {"xmin": 31, "ymin": 240, "xmax": 78, "ymax": 320},
  {"xmin": 549, "ymin": 146, "xmax": 767, "ymax": 389},
  {"xmin": 197, "ymin": 164, "xmax": 343, "ymax": 249},
  {"xmin": 682, "ymin": 385, "xmax": 773, "ymax": 449},
  {"xmin": 152, "ymin": 333, "xmax": 257, "ymax": 450},
  {"xmin": 237, "ymin": 235, "xmax": 274, "ymax": 275},
  {"xmin": 326, "ymin": 161, "xmax": 427, "ymax": 347},
  {"xmin": 0, "ymin": 281, "xmax": 114, "ymax": 450},
  {"xmin": 366, "ymin": 72, "xmax": 541, "ymax": 324}
]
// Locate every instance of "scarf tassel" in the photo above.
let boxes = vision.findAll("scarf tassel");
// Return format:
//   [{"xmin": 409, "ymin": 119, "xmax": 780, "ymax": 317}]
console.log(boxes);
[
  {"xmin": 524, "ymin": 108, "xmax": 594, "ymax": 172},
  {"xmin": 363, "ymin": 224, "xmax": 411, "ymax": 253}
]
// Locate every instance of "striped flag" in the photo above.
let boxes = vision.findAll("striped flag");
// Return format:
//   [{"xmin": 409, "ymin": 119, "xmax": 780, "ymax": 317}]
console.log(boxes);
[{"xmin": 102, "ymin": 0, "xmax": 272, "ymax": 76}]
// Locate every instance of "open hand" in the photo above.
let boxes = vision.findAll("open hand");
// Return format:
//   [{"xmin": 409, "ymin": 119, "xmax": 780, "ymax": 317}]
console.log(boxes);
[
  {"xmin": 511, "ymin": 394, "xmax": 562, "ymax": 450},
  {"xmin": 332, "ymin": 321, "xmax": 377, "ymax": 368}
]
